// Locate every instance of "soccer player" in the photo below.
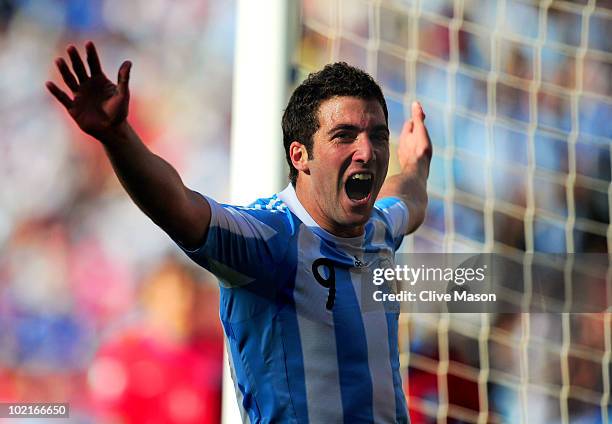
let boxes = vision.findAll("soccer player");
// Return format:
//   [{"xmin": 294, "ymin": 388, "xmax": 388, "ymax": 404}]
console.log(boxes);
[{"xmin": 46, "ymin": 42, "xmax": 431, "ymax": 423}]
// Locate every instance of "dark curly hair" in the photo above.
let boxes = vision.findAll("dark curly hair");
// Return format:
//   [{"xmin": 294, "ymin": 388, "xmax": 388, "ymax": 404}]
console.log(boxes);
[{"xmin": 282, "ymin": 62, "xmax": 388, "ymax": 185}]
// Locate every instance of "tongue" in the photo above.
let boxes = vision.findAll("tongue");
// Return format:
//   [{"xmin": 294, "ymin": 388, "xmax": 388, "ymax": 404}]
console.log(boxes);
[{"xmin": 346, "ymin": 178, "xmax": 372, "ymax": 201}]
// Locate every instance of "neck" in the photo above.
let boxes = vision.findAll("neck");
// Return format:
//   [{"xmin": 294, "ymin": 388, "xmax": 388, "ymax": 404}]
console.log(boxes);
[{"xmin": 294, "ymin": 178, "xmax": 364, "ymax": 238}]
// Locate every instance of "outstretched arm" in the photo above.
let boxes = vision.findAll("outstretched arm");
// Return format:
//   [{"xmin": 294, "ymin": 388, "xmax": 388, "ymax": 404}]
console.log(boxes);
[
  {"xmin": 378, "ymin": 101, "xmax": 432, "ymax": 235},
  {"xmin": 46, "ymin": 42, "xmax": 210, "ymax": 248}
]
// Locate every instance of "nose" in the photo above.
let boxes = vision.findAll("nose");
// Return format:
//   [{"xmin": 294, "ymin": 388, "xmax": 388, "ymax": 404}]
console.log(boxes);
[{"xmin": 353, "ymin": 134, "xmax": 375, "ymax": 164}]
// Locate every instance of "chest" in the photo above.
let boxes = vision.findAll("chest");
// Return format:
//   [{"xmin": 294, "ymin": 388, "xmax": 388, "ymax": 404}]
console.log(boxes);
[{"xmin": 290, "ymin": 229, "xmax": 396, "ymax": 324}]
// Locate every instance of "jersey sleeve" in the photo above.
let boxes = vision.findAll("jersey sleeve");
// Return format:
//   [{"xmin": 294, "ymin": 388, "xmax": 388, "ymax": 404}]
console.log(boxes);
[
  {"xmin": 178, "ymin": 195, "xmax": 293, "ymax": 288},
  {"xmin": 373, "ymin": 197, "xmax": 410, "ymax": 250}
]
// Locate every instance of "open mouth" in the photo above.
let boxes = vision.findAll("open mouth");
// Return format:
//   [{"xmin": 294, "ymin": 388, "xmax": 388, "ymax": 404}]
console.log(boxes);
[{"xmin": 345, "ymin": 173, "xmax": 373, "ymax": 201}]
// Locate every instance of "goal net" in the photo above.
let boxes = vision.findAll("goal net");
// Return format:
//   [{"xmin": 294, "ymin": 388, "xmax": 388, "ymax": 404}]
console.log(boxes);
[{"xmin": 293, "ymin": 0, "xmax": 611, "ymax": 423}]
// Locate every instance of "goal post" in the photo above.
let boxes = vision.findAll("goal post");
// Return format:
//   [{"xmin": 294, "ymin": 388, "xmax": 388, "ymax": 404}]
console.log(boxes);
[{"xmin": 224, "ymin": 1, "xmax": 296, "ymax": 422}]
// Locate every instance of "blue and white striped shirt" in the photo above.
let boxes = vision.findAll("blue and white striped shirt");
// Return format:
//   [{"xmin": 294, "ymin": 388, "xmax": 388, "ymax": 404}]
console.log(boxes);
[{"xmin": 181, "ymin": 184, "xmax": 410, "ymax": 423}]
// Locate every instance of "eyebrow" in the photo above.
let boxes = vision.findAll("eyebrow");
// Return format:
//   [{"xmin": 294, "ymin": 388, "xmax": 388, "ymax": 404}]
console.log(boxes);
[{"xmin": 327, "ymin": 124, "xmax": 390, "ymax": 136}]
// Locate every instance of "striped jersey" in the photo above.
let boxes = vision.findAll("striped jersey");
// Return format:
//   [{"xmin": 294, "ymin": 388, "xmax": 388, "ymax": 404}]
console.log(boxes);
[{"xmin": 181, "ymin": 184, "xmax": 410, "ymax": 423}]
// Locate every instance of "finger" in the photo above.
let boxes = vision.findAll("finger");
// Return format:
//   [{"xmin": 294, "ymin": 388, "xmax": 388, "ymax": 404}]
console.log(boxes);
[
  {"xmin": 411, "ymin": 101, "xmax": 425, "ymax": 125},
  {"xmin": 85, "ymin": 41, "xmax": 103, "ymax": 76},
  {"xmin": 117, "ymin": 61, "xmax": 132, "ymax": 97},
  {"xmin": 67, "ymin": 45, "xmax": 88, "ymax": 83},
  {"xmin": 402, "ymin": 119, "xmax": 414, "ymax": 134},
  {"xmin": 55, "ymin": 58, "xmax": 79, "ymax": 92},
  {"xmin": 45, "ymin": 81, "xmax": 73, "ymax": 110}
]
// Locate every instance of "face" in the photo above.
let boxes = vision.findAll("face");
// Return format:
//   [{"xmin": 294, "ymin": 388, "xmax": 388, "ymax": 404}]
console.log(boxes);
[{"xmin": 292, "ymin": 96, "xmax": 390, "ymax": 237}]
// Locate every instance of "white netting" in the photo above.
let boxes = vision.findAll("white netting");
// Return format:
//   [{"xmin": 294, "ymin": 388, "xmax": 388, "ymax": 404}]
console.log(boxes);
[{"xmin": 295, "ymin": 0, "xmax": 611, "ymax": 422}]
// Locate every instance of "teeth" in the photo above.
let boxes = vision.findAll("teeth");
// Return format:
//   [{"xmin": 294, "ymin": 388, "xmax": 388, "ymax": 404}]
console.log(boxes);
[{"xmin": 351, "ymin": 173, "xmax": 372, "ymax": 181}]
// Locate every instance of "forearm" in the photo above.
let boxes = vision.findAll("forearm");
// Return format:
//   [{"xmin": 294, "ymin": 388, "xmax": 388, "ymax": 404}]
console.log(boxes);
[
  {"xmin": 98, "ymin": 121, "xmax": 210, "ymax": 247},
  {"xmin": 379, "ymin": 163, "xmax": 428, "ymax": 234},
  {"xmin": 379, "ymin": 102, "xmax": 432, "ymax": 234}
]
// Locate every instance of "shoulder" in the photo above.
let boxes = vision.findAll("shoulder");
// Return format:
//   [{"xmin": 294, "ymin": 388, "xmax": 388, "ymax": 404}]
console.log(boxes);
[
  {"xmin": 210, "ymin": 194, "xmax": 297, "ymax": 244},
  {"xmin": 370, "ymin": 196, "xmax": 409, "ymax": 248},
  {"xmin": 372, "ymin": 197, "xmax": 408, "ymax": 225},
  {"xmin": 183, "ymin": 194, "xmax": 297, "ymax": 277},
  {"xmin": 243, "ymin": 194, "xmax": 290, "ymax": 217}
]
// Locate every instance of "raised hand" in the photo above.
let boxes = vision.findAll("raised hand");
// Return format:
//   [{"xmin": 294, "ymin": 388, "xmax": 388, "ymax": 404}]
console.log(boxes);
[
  {"xmin": 46, "ymin": 41, "xmax": 132, "ymax": 140},
  {"xmin": 397, "ymin": 101, "xmax": 433, "ymax": 177}
]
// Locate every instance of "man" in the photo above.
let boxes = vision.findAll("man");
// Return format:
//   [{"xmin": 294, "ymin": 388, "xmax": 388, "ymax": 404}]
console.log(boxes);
[{"xmin": 47, "ymin": 42, "xmax": 431, "ymax": 423}]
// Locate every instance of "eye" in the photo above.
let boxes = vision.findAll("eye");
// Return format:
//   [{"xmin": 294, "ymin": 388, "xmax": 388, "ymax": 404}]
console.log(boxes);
[{"xmin": 334, "ymin": 132, "xmax": 356, "ymax": 142}]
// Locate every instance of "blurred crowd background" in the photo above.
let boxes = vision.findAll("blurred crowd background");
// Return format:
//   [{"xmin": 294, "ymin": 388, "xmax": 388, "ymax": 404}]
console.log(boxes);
[
  {"xmin": 0, "ymin": 0, "xmax": 611, "ymax": 423},
  {"xmin": 0, "ymin": 0, "xmax": 234, "ymax": 422}
]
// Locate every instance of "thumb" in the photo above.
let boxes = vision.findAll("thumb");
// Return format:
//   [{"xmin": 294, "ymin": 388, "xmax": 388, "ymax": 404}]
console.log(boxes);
[
  {"xmin": 411, "ymin": 101, "xmax": 425, "ymax": 126},
  {"xmin": 117, "ymin": 60, "xmax": 132, "ymax": 97}
]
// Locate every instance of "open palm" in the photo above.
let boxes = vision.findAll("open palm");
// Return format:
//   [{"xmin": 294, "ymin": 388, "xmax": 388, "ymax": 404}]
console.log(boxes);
[{"xmin": 46, "ymin": 42, "xmax": 132, "ymax": 138}]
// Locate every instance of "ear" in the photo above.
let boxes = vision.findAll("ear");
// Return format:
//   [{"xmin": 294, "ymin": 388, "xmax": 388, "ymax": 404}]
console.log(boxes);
[{"xmin": 289, "ymin": 141, "xmax": 310, "ymax": 175}]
